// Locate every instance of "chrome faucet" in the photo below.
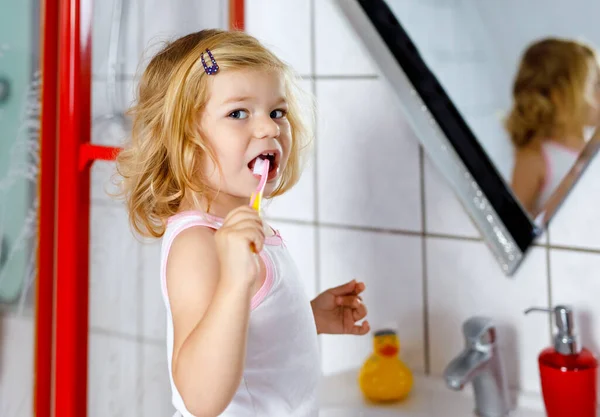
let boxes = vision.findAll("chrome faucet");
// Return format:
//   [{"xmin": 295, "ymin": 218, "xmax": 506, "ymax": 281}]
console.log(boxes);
[{"xmin": 443, "ymin": 316, "xmax": 511, "ymax": 417}]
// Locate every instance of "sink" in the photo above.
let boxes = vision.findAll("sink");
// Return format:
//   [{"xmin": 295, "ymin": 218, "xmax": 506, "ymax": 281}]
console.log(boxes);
[{"xmin": 318, "ymin": 370, "xmax": 546, "ymax": 417}]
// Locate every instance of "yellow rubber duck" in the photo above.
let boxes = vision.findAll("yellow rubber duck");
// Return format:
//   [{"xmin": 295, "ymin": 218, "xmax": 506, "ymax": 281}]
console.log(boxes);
[{"xmin": 358, "ymin": 329, "xmax": 413, "ymax": 402}]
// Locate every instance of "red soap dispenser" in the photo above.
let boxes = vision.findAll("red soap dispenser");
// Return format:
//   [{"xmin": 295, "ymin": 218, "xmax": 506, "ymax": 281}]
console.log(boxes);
[{"xmin": 525, "ymin": 305, "xmax": 598, "ymax": 417}]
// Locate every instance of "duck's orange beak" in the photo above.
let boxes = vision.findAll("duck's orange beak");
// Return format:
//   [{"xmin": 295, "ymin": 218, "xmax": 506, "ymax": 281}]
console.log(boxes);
[{"xmin": 379, "ymin": 344, "xmax": 398, "ymax": 357}]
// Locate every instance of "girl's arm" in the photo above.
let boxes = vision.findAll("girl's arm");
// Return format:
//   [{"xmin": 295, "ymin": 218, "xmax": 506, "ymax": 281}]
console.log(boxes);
[{"xmin": 167, "ymin": 208, "xmax": 264, "ymax": 417}]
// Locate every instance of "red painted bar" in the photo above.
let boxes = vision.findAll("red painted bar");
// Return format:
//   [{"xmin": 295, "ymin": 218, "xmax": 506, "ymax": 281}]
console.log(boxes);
[
  {"xmin": 229, "ymin": 0, "xmax": 245, "ymax": 30},
  {"xmin": 54, "ymin": 0, "xmax": 92, "ymax": 413},
  {"xmin": 78, "ymin": 144, "xmax": 121, "ymax": 171},
  {"xmin": 35, "ymin": 0, "xmax": 59, "ymax": 415}
]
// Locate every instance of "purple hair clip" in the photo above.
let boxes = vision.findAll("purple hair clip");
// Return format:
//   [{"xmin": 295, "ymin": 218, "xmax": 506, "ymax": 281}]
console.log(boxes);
[{"xmin": 201, "ymin": 49, "xmax": 219, "ymax": 75}]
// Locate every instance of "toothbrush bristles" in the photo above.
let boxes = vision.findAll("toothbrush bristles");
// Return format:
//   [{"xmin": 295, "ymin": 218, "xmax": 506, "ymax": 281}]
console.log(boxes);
[{"xmin": 253, "ymin": 158, "xmax": 266, "ymax": 175}]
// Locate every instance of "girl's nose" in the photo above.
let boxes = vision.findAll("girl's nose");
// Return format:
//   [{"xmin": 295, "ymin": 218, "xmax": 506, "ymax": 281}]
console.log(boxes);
[{"xmin": 253, "ymin": 114, "xmax": 280, "ymax": 140}]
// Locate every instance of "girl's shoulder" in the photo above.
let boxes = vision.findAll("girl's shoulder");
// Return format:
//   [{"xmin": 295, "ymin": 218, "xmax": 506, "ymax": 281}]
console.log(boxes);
[
  {"xmin": 162, "ymin": 211, "xmax": 220, "ymax": 263},
  {"xmin": 513, "ymin": 144, "xmax": 546, "ymax": 178}
]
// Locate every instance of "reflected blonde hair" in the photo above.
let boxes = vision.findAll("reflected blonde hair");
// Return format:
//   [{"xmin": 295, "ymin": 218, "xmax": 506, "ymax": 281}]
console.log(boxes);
[
  {"xmin": 115, "ymin": 29, "xmax": 314, "ymax": 238},
  {"xmin": 505, "ymin": 37, "xmax": 599, "ymax": 148}
]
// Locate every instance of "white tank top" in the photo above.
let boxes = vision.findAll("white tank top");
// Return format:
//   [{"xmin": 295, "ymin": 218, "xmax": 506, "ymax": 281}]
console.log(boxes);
[
  {"xmin": 160, "ymin": 211, "xmax": 321, "ymax": 417},
  {"xmin": 537, "ymin": 142, "xmax": 580, "ymax": 211}
]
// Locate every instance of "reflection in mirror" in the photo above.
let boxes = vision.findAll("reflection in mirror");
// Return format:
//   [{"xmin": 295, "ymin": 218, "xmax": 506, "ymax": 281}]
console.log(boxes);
[
  {"xmin": 381, "ymin": 0, "xmax": 600, "ymax": 227},
  {"xmin": 0, "ymin": 0, "xmax": 40, "ymax": 309},
  {"xmin": 507, "ymin": 39, "xmax": 600, "ymax": 223},
  {"xmin": 336, "ymin": 0, "xmax": 600, "ymax": 274}
]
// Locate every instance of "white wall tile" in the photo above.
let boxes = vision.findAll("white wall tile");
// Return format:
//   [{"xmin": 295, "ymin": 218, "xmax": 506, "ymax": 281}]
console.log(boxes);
[
  {"xmin": 91, "ymin": 79, "xmax": 135, "ymax": 147},
  {"xmin": 88, "ymin": 332, "xmax": 139, "ymax": 417},
  {"xmin": 268, "ymin": 221, "xmax": 317, "ymax": 299},
  {"xmin": 0, "ymin": 315, "xmax": 33, "ymax": 417},
  {"xmin": 426, "ymin": 238, "xmax": 549, "ymax": 393},
  {"xmin": 91, "ymin": 161, "xmax": 121, "ymax": 205},
  {"xmin": 550, "ymin": 249, "xmax": 600, "ymax": 364},
  {"xmin": 423, "ymin": 156, "xmax": 480, "ymax": 238},
  {"xmin": 265, "ymin": 157, "xmax": 315, "ymax": 222},
  {"xmin": 142, "ymin": 0, "xmax": 225, "ymax": 63},
  {"xmin": 549, "ymin": 154, "xmax": 600, "ymax": 250},
  {"xmin": 314, "ymin": 0, "xmax": 378, "ymax": 76},
  {"xmin": 90, "ymin": 204, "xmax": 140, "ymax": 336},
  {"xmin": 246, "ymin": 0, "xmax": 312, "ymax": 75},
  {"xmin": 140, "ymin": 240, "xmax": 166, "ymax": 341},
  {"xmin": 319, "ymin": 228, "xmax": 424, "ymax": 375},
  {"xmin": 316, "ymin": 79, "xmax": 421, "ymax": 230},
  {"xmin": 92, "ymin": 79, "xmax": 136, "ymax": 121},
  {"xmin": 93, "ymin": 0, "xmax": 142, "ymax": 77},
  {"xmin": 139, "ymin": 343, "xmax": 174, "ymax": 416}
]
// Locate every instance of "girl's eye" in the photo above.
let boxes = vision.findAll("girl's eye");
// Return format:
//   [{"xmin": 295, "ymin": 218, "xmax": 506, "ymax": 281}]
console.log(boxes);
[
  {"xmin": 270, "ymin": 109, "xmax": 287, "ymax": 119},
  {"xmin": 229, "ymin": 110, "xmax": 249, "ymax": 119}
]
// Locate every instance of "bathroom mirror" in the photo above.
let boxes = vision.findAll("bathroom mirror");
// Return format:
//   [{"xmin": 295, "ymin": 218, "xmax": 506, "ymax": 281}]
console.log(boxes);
[{"xmin": 336, "ymin": 0, "xmax": 600, "ymax": 275}]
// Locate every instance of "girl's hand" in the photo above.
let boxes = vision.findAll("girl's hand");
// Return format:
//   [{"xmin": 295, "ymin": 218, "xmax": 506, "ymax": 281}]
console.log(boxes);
[
  {"xmin": 215, "ymin": 206, "xmax": 265, "ymax": 286},
  {"xmin": 311, "ymin": 279, "xmax": 370, "ymax": 335}
]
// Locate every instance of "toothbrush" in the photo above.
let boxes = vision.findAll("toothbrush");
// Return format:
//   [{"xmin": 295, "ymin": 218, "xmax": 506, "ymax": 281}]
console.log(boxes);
[
  {"xmin": 250, "ymin": 157, "xmax": 270, "ymax": 214},
  {"xmin": 249, "ymin": 158, "xmax": 270, "ymax": 254}
]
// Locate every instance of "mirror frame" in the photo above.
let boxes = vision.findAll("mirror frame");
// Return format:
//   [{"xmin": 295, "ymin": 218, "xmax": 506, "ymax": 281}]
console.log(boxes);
[{"xmin": 335, "ymin": 0, "xmax": 543, "ymax": 275}]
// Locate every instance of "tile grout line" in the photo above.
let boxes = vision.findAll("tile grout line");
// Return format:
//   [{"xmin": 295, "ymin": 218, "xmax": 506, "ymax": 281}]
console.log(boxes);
[
  {"xmin": 136, "ymin": 2, "xmax": 145, "ymax": 413},
  {"xmin": 309, "ymin": 0, "xmax": 323, "ymax": 359},
  {"xmin": 545, "ymin": 230, "xmax": 554, "ymax": 344},
  {"xmin": 267, "ymin": 217, "xmax": 465, "ymax": 239},
  {"xmin": 136, "ymin": 242, "xmax": 145, "ymax": 413},
  {"xmin": 138, "ymin": 0, "xmax": 145, "ymax": 80},
  {"xmin": 92, "ymin": 73, "xmax": 137, "ymax": 82},
  {"xmin": 539, "ymin": 243, "xmax": 600, "ymax": 255},
  {"xmin": 419, "ymin": 146, "xmax": 431, "ymax": 375},
  {"xmin": 89, "ymin": 325, "xmax": 165, "ymax": 346},
  {"xmin": 266, "ymin": 217, "xmax": 600, "ymax": 256}
]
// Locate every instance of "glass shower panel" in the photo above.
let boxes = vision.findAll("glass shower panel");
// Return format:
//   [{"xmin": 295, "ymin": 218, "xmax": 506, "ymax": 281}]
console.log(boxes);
[{"xmin": 0, "ymin": 0, "xmax": 40, "ymax": 309}]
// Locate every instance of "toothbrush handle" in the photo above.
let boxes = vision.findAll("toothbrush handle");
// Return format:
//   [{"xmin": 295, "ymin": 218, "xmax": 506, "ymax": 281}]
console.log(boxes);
[
  {"xmin": 250, "ymin": 191, "xmax": 263, "ymax": 213},
  {"xmin": 248, "ymin": 159, "xmax": 269, "ymax": 250},
  {"xmin": 249, "ymin": 190, "xmax": 263, "ymax": 253}
]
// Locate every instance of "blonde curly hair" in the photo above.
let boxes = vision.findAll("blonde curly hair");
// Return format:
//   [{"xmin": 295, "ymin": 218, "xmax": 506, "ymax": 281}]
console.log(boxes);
[
  {"xmin": 505, "ymin": 37, "xmax": 599, "ymax": 148},
  {"xmin": 115, "ymin": 29, "xmax": 314, "ymax": 238}
]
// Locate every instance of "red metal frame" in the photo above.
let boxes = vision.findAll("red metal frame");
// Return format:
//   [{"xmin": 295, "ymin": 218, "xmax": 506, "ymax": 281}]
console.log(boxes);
[
  {"xmin": 229, "ymin": 0, "xmax": 245, "ymax": 30},
  {"xmin": 35, "ymin": 0, "xmax": 59, "ymax": 415},
  {"xmin": 53, "ymin": 0, "xmax": 93, "ymax": 414},
  {"xmin": 79, "ymin": 144, "xmax": 121, "ymax": 171},
  {"xmin": 34, "ymin": 1, "xmax": 245, "ymax": 416}
]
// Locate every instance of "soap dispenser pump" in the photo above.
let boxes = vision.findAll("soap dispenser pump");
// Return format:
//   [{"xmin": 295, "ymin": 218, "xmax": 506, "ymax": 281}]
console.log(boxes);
[{"xmin": 524, "ymin": 305, "xmax": 598, "ymax": 417}]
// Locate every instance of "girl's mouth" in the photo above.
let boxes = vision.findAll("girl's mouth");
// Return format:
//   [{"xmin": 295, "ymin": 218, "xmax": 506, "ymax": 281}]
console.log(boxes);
[{"xmin": 248, "ymin": 152, "xmax": 280, "ymax": 181}]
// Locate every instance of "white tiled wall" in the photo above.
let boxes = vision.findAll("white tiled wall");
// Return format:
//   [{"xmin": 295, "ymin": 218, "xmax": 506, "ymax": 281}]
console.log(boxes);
[
  {"xmin": 3, "ymin": 0, "xmax": 600, "ymax": 415},
  {"xmin": 0, "ymin": 316, "xmax": 34, "ymax": 417}
]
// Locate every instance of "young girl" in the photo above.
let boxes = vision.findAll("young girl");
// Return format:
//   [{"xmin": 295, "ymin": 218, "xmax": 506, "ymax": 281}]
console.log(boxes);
[
  {"xmin": 116, "ymin": 29, "xmax": 370, "ymax": 417},
  {"xmin": 506, "ymin": 38, "xmax": 600, "ymax": 217}
]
